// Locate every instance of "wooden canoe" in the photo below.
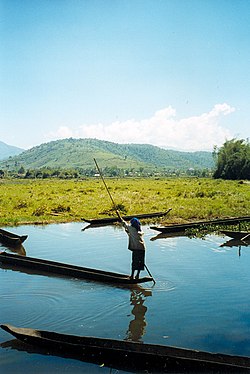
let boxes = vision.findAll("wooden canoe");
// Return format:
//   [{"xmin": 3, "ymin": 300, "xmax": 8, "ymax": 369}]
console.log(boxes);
[
  {"xmin": 1, "ymin": 324, "xmax": 250, "ymax": 372},
  {"xmin": 220, "ymin": 230, "xmax": 250, "ymax": 241},
  {"xmin": 0, "ymin": 251, "xmax": 152, "ymax": 285},
  {"xmin": 151, "ymin": 216, "xmax": 250, "ymax": 234},
  {"xmin": 82, "ymin": 209, "xmax": 172, "ymax": 225},
  {"xmin": 220, "ymin": 238, "xmax": 249, "ymax": 248},
  {"xmin": 0, "ymin": 228, "xmax": 28, "ymax": 246}
]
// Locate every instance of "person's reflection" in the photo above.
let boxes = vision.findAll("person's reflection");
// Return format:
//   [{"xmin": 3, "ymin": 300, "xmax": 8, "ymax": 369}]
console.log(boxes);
[{"xmin": 125, "ymin": 288, "xmax": 151, "ymax": 342}]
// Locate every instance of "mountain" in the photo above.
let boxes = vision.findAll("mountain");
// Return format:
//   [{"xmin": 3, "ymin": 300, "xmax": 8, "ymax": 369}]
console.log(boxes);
[
  {"xmin": 0, "ymin": 138, "xmax": 214, "ymax": 171},
  {"xmin": 0, "ymin": 141, "xmax": 24, "ymax": 160}
]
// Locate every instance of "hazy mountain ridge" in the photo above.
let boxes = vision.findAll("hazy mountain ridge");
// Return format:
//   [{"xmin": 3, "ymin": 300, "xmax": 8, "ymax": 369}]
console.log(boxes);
[
  {"xmin": 0, "ymin": 141, "xmax": 24, "ymax": 160},
  {"xmin": 0, "ymin": 138, "xmax": 214, "ymax": 170}
]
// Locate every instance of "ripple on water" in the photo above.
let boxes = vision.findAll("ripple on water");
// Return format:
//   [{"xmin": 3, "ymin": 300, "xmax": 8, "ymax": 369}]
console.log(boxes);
[
  {"xmin": 148, "ymin": 279, "xmax": 176, "ymax": 292},
  {"xmin": 1, "ymin": 288, "xmax": 69, "ymax": 326}
]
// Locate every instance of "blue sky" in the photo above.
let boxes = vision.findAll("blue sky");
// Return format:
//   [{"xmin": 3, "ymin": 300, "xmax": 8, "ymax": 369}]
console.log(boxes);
[{"xmin": 1, "ymin": 0, "xmax": 249, "ymax": 151}]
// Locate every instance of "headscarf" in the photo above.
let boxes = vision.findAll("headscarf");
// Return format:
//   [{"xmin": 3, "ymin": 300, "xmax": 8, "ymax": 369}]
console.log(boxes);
[{"xmin": 130, "ymin": 217, "xmax": 141, "ymax": 231}]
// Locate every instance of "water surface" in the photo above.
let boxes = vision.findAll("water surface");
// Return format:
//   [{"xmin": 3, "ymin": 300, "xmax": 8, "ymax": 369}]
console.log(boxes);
[{"xmin": 1, "ymin": 222, "xmax": 250, "ymax": 373}]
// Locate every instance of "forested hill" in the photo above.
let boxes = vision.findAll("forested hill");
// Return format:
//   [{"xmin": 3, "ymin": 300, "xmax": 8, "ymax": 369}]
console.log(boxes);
[{"xmin": 0, "ymin": 138, "xmax": 214, "ymax": 171}]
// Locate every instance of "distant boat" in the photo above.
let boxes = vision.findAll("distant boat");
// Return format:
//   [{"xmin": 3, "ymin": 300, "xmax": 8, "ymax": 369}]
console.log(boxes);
[
  {"xmin": 151, "ymin": 216, "xmax": 250, "ymax": 234},
  {"xmin": 0, "ymin": 252, "xmax": 153, "ymax": 285},
  {"xmin": 0, "ymin": 228, "xmax": 28, "ymax": 246},
  {"xmin": 82, "ymin": 209, "xmax": 172, "ymax": 225},
  {"xmin": 2, "ymin": 324, "xmax": 250, "ymax": 372},
  {"xmin": 220, "ymin": 230, "xmax": 250, "ymax": 241}
]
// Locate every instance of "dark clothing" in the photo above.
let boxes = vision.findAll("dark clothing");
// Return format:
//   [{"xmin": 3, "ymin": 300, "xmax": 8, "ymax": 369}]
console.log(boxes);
[{"xmin": 132, "ymin": 250, "xmax": 145, "ymax": 271}]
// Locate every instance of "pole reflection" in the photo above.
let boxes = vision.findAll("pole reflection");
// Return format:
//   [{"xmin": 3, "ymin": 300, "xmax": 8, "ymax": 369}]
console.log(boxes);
[
  {"xmin": 220, "ymin": 238, "xmax": 249, "ymax": 257},
  {"xmin": 125, "ymin": 288, "xmax": 151, "ymax": 342}
]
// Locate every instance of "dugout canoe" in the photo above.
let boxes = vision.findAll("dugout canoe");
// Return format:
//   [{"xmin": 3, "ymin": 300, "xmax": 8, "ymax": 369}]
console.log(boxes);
[
  {"xmin": 0, "ymin": 228, "xmax": 28, "ymax": 246},
  {"xmin": 150, "ymin": 216, "xmax": 250, "ymax": 234},
  {"xmin": 82, "ymin": 208, "xmax": 172, "ymax": 225},
  {"xmin": 220, "ymin": 230, "xmax": 250, "ymax": 241},
  {"xmin": 0, "ymin": 252, "xmax": 152, "ymax": 285},
  {"xmin": 1, "ymin": 324, "xmax": 250, "ymax": 372},
  {"xmin": 220, "ymin": 238, "xmax": 249, "ymax": 248}
]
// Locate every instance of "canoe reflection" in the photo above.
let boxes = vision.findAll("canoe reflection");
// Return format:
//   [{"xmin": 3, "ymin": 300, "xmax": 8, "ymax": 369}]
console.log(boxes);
[
  {"xmin": 0, "ymin": 243, "xmax": 26, "ymax": 256},
  {"xmin": 220, "ymin": 238, "xmax": 250, "ymax": 257},
  {"xmin": 126, "ymin": 288, "xmax": 151, "ymax": 342},
  {"xmin": 0, "ymin": 338, "xmax": 132, "ymax": 373},
  {"xmin": 220, "ymin": 238, "xmax": 250, "ymax": 248},
  {"xmin": 150, "ymin": 232, "xmax": 187, "ymax": 241}
]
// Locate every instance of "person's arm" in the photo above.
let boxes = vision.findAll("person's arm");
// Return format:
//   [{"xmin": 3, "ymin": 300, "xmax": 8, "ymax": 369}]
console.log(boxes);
[
  {"xmin": 116, "ymin": 210, "xmax": 123, "ymax": 222},
  {"xmin": 117, "ymin": 212, "xmax": 129, "ymax": 233}
]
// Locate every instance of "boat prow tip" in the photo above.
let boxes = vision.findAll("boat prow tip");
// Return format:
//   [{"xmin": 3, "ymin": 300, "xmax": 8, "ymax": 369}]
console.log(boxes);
[{"xmin": 1, "ymin": 324, "xmax": 12, "ymax": 333}]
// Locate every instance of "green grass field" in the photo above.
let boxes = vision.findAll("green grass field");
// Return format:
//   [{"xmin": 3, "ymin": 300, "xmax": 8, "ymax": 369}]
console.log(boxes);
[{"xmin": 0, "ymin": 178, "xmax": 249, "ymax": 226}]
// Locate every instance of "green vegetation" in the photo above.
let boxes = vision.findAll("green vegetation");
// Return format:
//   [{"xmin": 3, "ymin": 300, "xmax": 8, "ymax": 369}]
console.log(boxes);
[
  {"xmin": 213, "ymin": 138, "xmax": 250, "ymax": 180},
  {"xmin": 186, "ymin": 220, "xmax": 250, "ymax": 239},
  {"xmin": 0, "ymin": 177, "xmax": 249, "ymax": 226},
  {"xmin": 0, "ymin": 138, "xmax": 214, "ymax": 175}
]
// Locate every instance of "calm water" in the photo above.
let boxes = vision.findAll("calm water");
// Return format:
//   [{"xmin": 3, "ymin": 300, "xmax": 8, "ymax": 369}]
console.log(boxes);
[{"xmin": 0, "ymin": 222, "xmax": 250, "ymax": 373}]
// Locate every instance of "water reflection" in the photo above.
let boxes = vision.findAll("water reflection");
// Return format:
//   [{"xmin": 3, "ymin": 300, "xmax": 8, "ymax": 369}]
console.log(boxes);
[
  {"xmin": 0, "ymin": 243, "xmax": 26, "ymax": 256},
  {"xmin": 150, "ymin": 232, "xmax": 187, "ymax": 241},
  {"xmin": 0, "ymin": 338, "xmax": 133, "ymax": 373},
  {"xmin": 220, "ymin": 238, "xmax": 250, "ymax": 257},
  {"xmin": 81, "ymin": 223, "xmax": 108, "ymax": 231},
  {"xmin": 221, "ymin": 238, "xmax": 250, "ymax": 248},
  {"xmin": 2, "ymin": 223, "xmax": 250, "ymax": 373},
  {"xmin": 126, "ymin": 288, "xmax": 151, "ymax": 342}
]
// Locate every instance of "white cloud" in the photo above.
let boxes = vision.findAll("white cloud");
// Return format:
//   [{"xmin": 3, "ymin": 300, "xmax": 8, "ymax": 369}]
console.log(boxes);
[{"xmin": 46, "ymin": 103, "xmax": 235, "ymax": 151}]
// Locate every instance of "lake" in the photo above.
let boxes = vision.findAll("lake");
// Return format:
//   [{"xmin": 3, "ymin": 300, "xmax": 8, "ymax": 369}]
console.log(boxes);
[{"xmin": 1, "ymin": 222, "xmax": 250, "ymax": 373}]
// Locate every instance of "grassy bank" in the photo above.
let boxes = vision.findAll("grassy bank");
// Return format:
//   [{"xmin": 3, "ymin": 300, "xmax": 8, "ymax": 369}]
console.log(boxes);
[{"xmin": 0, "ymin": 178, "xmax": 249, "ymax": 226}]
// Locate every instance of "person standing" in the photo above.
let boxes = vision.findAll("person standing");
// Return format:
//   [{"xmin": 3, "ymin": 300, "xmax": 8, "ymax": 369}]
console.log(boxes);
[{"xmin": 120, "ymin": 216, "xmax": 146, "ymax": 279}]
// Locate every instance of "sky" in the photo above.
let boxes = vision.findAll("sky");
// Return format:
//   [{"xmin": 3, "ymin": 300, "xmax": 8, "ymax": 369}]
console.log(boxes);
[{"xmin": 1, "ymin": 0, "xmax": 250, "ymax": 151}]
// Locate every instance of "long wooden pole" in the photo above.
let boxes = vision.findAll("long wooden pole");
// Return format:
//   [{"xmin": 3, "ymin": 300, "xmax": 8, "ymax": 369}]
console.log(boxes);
[
  {"xmin": 94, "ymin": 158, "xmax": 155, "ymax": 283},
  {"xmin": 93, "ymin": 158, "xmax": 121, "ymax": 219},
  {"xmin": 241, "ymin": 233, "xmax": 250, "ymax": 241},
  {"xmin": 145, "ymin": 264, "xmax": 156, "ymax": 284}
]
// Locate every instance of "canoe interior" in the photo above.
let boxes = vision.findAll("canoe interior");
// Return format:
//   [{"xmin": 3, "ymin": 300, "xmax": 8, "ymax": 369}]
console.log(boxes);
[
  {"xmin": 0, "ymin": 252, "xmax": 152, "ymax": 285},
  {"xmin": 1, "ymin": 324, "xmax": 250, "ymax": 372}
]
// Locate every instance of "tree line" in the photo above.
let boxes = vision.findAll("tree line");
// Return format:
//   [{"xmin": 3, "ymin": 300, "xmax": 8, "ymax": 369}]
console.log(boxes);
[
  {"xmin": 0, "ymin": 139, "xmax": 249, "ymax": 180},
  {"xmin": 0, "ymin": 166, "xmax": 212, "ymax": 179},
  {"xmin": 213, "ymin": 138, "xmax": 249, "ymax": 180}
]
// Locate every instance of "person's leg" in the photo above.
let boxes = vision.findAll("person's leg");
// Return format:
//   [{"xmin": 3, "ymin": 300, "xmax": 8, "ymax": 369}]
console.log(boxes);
[
  {"xmin": 131, "ymin": 251, "xmax": 136, "ymax": 278},
  {"xmin": 135, "ymin": 270, "xmax": 140, "ymax": 279},
  {"xmin": 135, "ymin": 251, "xmax": 144, "ymax": 279}
]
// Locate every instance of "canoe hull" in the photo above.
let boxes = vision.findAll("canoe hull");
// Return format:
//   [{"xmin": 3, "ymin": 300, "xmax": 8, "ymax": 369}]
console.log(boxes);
[
  {"xmin": 0, "ymin": 252, "xmax": 152, "ymax": 285},
  {"xmin": 0, "ymin": 229, "xmax": 28, "ymax": 246},
  {"xmin": 151, "ymin": 216, "xmax": 250, "ymax": 234},
  {"xmin": 83, "ymin": 209, "xmax": 172, "ymax": 225},
  {"xmin": 1, "ymin": 324, "xmax": 250, "ymax": 372},
  {"xmin": 221, "ymin": 230, "xmax": 250, "ymax": 241}
]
